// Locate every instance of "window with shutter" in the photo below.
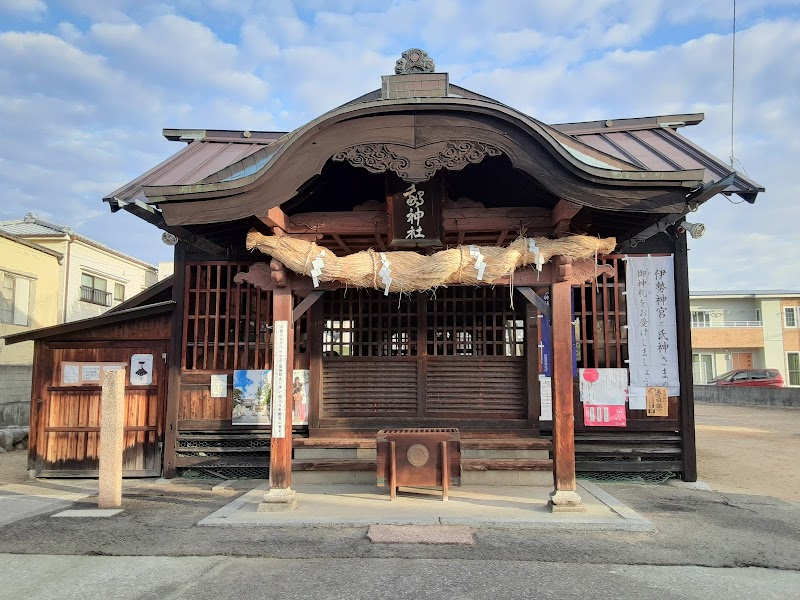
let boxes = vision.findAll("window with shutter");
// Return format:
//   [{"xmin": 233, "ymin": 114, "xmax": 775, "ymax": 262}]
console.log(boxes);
[{"xmin": 0, "ymin": 271, "xmax": 33, "ymax": 326}]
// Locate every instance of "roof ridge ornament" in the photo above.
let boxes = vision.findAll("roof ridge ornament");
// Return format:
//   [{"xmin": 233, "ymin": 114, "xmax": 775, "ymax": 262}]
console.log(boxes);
[{"xmin": 395, "ymin": 48, "xmax": 435, "ymax": 74}]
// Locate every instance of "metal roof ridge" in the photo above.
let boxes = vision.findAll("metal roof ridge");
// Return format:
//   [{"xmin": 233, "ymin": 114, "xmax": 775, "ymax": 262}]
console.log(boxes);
[{"xmin": 552, "ymin": 113, "xmax": 705, "ymax": 134}]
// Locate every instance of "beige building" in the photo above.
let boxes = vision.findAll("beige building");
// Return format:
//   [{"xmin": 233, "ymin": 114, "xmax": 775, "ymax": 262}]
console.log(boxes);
[
  {"xmin": 690, "ymin": 290, "xmax": 800, "ymax": 386},
  {"xmin": 0, "ymin": 214, "xmax": 158, "ymax": 426},
  {"xmin": 0, "ymin": 232, "xmax": 63, "ymax": 425},
  {"xmin": 0, "ymin": 214, "xmax": 158, "ymax": 323}
]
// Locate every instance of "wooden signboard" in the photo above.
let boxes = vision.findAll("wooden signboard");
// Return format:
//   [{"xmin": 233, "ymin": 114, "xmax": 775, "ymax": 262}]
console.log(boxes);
[
  {"xmin": 646, "ymin": 386, "xmax": 669, "ymax": 417},
  {"xmin": 387, "ymin": 177, "xmax": 443, "ymax": 248}
]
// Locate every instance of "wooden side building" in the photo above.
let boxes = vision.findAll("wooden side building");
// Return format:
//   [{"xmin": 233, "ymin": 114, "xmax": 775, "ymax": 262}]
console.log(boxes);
[{"xmin": 6, "ymin": 50, "xmax": 763, "ymax": 509}]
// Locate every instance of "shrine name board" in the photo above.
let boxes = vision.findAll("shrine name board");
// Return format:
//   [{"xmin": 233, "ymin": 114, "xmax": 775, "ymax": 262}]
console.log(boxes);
[{"xmin": 387, "ymin": 177, "xmax": 443, "ymax": 247}]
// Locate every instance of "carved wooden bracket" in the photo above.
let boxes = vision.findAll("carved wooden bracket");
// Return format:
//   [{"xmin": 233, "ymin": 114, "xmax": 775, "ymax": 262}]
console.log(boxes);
[
  {"xmin": 233, "ymin": 262, "xmax": 274, "ymax": 290},
  {"xmin": 569, "ymin": 261, "xmax": 615, "ymax": 284},
  {"xmin": 553, "ymin": 256, "xmax": 573, "ymax": 283},
  {"xmin": 332, "ymin": 141, "xmax": 502, "ymax": 183},
  {"xmin": 232, "ymin": 261, "xmax": 289, "ymax": 290},
  {"xmin": 270, "ymin": 258, "xmax": 288, "ymax": 288}
]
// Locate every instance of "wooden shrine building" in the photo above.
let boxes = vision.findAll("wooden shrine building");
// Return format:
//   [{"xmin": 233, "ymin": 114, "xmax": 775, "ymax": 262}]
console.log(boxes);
[{"xmin": 7, "ymin": 49, "xmax": 763, "ymax": 510}]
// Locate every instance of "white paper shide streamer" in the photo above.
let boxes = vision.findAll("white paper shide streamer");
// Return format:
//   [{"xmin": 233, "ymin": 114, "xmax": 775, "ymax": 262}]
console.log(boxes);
[
  {"xmin": 310, "ymin": 250, "xmax": 326, "ymax": 288},
  {"xmin": 379, "ymin": 252, "xmax": 392, "ymax": 295},
  {"xmin": 468, "ymin": 245, "xmax": 486, "ymax": 280},
  {"xmin": 528, "ymin": 239, "xmax": 544, "ymax": 271}
]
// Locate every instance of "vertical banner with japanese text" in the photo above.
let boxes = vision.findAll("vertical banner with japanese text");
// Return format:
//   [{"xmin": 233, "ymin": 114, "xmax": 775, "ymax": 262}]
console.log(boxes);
[
  {"xmin": 625, "ymin": 256, "xmax": 680, "ymax": 400},
  {"xmin": 271, "ymin": 320, "xmax": 289, "ymax": 438}
]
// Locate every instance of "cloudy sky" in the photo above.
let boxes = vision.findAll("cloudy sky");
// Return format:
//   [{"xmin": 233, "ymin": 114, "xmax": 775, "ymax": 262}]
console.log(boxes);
[{"xmin": 1, "ymin": 0, "xmax": 798, "ymax": 291}]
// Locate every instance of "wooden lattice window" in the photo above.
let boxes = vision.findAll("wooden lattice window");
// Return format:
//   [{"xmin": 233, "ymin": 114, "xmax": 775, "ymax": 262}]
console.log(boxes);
[
  {"xmin": 183, "ymin": 263, "xmax": 273, "ymax": 371},
  {"xmin": 575, "ymin": 255, "xmax": 628, "ymax": 368},
  {"xmin": 322, "ymin": 290, "xmax": 418, "ymax": 357},
  {"xmin": 322, "ymin": 286, "xmax": 525, "ymax": 358},
  {"xmin": 427, "ymin": 286, "xmax": 524, "ymax": 357}
]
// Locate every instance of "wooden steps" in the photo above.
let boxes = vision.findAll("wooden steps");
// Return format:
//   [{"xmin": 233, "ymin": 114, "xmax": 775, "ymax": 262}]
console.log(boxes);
[
  {"xmin": 292, "ymin": 437, "xmax": 553, "ymax": 451},
  {"xmin": 573, "ymin": 432, "xmax": 683, "ymax": 476},
  {"xmin": 290, "ymin": 458, "xmax": 554, "ymax": 472}
]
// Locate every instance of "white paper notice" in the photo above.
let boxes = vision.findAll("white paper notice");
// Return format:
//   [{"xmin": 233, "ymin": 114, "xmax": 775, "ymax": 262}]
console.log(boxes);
[
  {"xmin": 625, "ymin": 256, "xmax": 681, "ymax": 397},
  {"xmin": 81, "ymin": 365, "xmax": 101, "ymax": 382},
  {"xmin": 628, "ymin": 394, "xmax": 647, "ymax": 410},
  {"xmin": 62, "ymin": 364, "xmax": 80, "ymax": 385},
  {"xmin": 130, "ymin": 354, "xmax": 153, "ymax": 386},
  {"xmin": 539, "ymin": 375, "xmax": 552, "ymax": 421},
  {"xmin": 579, "ymin": 368, "xmax": 628, "ymax": 406},
  {"xmin": 271, "ymin": 320, "xmax": 289, "ymax": 439},
  {"xmin": 210, "ymin": 374, "xmax": 228, "ymax": 398}
]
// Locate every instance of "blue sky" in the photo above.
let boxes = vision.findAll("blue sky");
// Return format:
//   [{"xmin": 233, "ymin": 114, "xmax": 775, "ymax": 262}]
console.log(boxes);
[{"xmin": 1, "ymin": 0, "xmax": 798, "ymax": 290}]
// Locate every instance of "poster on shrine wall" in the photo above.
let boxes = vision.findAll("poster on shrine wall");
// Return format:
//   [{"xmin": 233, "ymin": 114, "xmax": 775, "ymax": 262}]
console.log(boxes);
[
  {"xmin": 578, "ymin": 368, "xmax": 628, "ymax": 405},
  {"xmin": 625, "ymin": 256, "xmax": 680, "ymax": 398},
  {"xmin": 387, "ymin": 177, "xmax": 443, "ymax": 247},
  {"xmin": 232, "ymin": 370, "xmax": 271, "ymax": 425},
  {"xmin": 584, "ymin": 404, "xmax": 627, "ymax": 427},
  {"xmin": 292, "ymin": 369, "xmax": 309, "ymax": 425}
]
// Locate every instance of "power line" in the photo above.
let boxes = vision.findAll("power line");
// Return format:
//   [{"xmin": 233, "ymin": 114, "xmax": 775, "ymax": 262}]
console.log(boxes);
[{"xmin": 730, "ymin": 0, "xmax": 737, "ymax": 169}]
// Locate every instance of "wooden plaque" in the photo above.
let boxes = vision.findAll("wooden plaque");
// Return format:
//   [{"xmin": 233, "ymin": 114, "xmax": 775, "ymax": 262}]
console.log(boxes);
[
  {"xmin": 387, "ymin": 177, "xmax": 443, "ymax": 247},
  {"xmin": 646, "ymin": 386, "xmax": 669, "ymax": 417}
]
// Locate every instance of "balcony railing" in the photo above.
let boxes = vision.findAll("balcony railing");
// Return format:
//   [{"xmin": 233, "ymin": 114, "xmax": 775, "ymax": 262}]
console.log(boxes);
[
  {"xmin": 691, "ymin": 321, "xmax": 762, "ymax": 328},
  {"xmin": 80, "ymin": 285, "xmax": 112, "ymax": 307}
]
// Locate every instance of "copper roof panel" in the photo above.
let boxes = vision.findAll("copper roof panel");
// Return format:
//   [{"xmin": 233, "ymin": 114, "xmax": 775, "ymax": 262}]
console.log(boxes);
[{"xmin": 104, "ymin": 140, "xmax": 269, "ymax": 202}]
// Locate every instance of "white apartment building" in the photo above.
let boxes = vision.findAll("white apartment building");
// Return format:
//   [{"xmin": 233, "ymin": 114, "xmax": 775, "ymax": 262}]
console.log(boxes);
[{"xmin": 690, "ymin": 290, "xmax": 800, "ymax": 386}]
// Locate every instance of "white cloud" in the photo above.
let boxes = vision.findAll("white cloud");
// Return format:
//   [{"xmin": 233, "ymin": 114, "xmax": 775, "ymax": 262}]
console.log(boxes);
[
  {"xmin": 0, "ymin": 1, "xmax": 797, "ymax": 286},
  {"xmin": 88, "ymin": 15, "xmax": 269, "ymax": 101},
  {"xmin": 0, "ymin": 0, "xmax": 45, "ymax": 16}
]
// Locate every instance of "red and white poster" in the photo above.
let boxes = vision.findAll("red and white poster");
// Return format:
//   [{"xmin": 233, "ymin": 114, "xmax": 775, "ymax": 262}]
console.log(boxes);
[
  {"xmin": 584, "ymin": 404, "xmax": 627, "ymax": 427},
  {"xmin": 579, "ymin": 368, "xmax": 628, "ymax": 405}
]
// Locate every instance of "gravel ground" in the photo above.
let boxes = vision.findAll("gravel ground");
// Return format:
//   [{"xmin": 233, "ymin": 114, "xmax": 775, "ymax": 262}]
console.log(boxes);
[{"xmin": 695, "ymin": 403, "xmax": 800, "ymax": 502}]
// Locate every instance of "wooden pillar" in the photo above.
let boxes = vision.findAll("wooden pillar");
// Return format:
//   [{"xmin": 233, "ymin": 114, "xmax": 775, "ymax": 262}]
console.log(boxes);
[
  {"xmin": 674, "ymin": 236, "xmax": 698, "ymax": 481},
  {"xmin": 27, "ymin": 340, "xmax": 48, "ymax": 475},
  {"xmin": 162, "ymin": 241, "xmax": 186, "ymax": 478},
  {"xmin": 548, "ymin": 274, "xmax": 585, "ymax": 511},
  {"xmin": 259, "ymin": 260, "xmax": 297, "ymax": 511}
]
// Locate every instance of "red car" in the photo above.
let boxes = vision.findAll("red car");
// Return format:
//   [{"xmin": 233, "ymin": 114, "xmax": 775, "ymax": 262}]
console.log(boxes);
[{"xmin": 709, "ymin": 369, "xmax": 784, "ymax": 387}]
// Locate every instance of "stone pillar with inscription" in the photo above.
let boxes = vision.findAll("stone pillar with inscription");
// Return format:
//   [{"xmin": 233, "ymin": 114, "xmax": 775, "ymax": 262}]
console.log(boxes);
[
  {"xmin": 259, "ymin": 260, "xmax": 297, "ymax": 512},
  {"xmin": 98, "ymin": 369, "xmax": 126, "ymax": 509}
]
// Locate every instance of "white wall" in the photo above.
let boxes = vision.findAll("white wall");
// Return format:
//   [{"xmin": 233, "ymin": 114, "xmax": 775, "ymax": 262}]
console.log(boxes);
[
  {"xmin": 761, "ymin": 299, "xmax": 785, "ymax": 374},
  {"xmin": 689, "ymin": 298, "xmax": 759, "ymax": 323}
]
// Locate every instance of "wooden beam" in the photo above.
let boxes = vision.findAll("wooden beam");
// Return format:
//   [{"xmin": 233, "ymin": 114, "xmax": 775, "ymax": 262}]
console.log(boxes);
[
  {"xmin": 550, "ymin": 199, "xmax": 582, "ymax": 236},
  {"xmin": 162, "ymin": 242, "xmax": 186, "ymax": 478},
  {"xmin": 289, "ymin": 210, "xmax": 386, "ymax": 235},
  {"xmin": 269, "ymin": 265, "xmax": 294, "ymax": 491},
  {"xmin": 257, "ymin": 206, "xmax": 289, "ymax": 232},
  {"xmin": 287, "ymin": 207, "xmax": 551, "ymax": 236},
  {"xmin": 674, "ymin": 235, "xmax": 698, "ymax": 481},
  {"xmin": 551, "ymin": 278, "xmax": 577, "ymax": 493},
  {"xmin": 517, "ymin": 286, "xmax": 551, "ymax": 319},
  {"xmin": 292, "ymin": 291, "xmax": 324, "ymax": 323},
  {"xmin": 331, "ymin": 233, "xmax": 350, "ymax": 253}
]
